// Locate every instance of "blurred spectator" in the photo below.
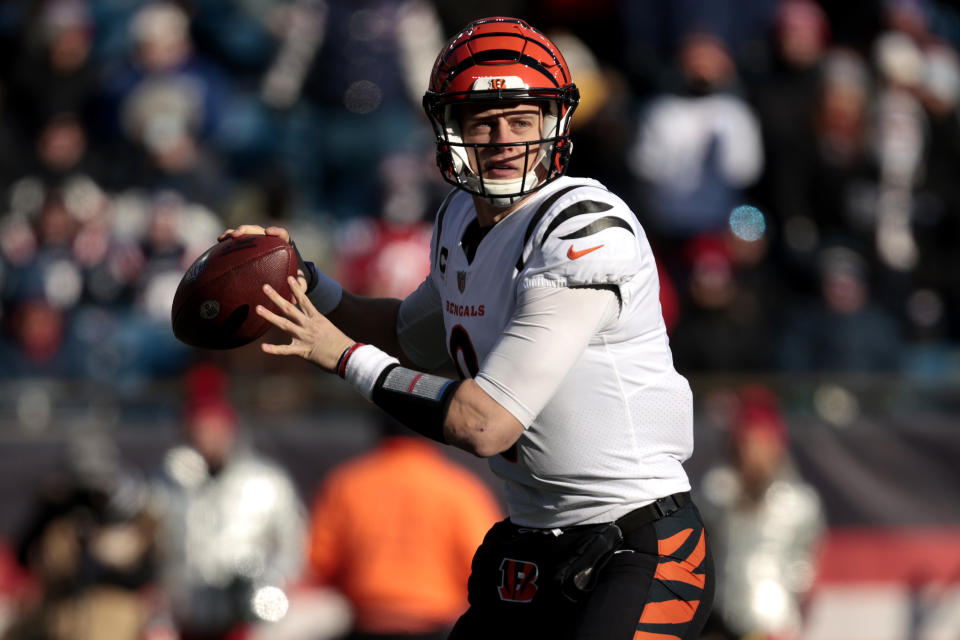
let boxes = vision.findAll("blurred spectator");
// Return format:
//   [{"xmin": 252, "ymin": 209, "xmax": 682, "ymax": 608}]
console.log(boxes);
[
  {"xmin": 884, "ymin": 0, "xmax": 935, "ymax": 48},
  {"xmin": 657, "ymin": 257, "xmax": 682, "ymax": 335},
  {"xmin": 131, "ymin": 191, "xmax": 210, "ymax": 322},
  {"xmin": 0, "ymin": 187, "xmax": 84, "ymax": 378},
  {"xmin": 6, "ymin": 430, "xmax": 157, "ymax": 640},
  {"xmin": 751, "ymin": 0, "xmax": 831, "ymax": 247},
  {"xmin": 0, "ymin": 0, "xmax": 956, "ymax": 379},
  {"xmin": 699, "ymin": 385, "xmax": 825, "ymax": 640},
  {"xmin": 778, "ymin": 245, "xmax": 904, "ymax": 371},
  {"xmin": 0, "ymin": 79, "xmax": 24, "ymax": 194},
  {"xmin": 333, "ymin": 152, "xmax": 433, "ymax": 298},
  {"xmin": 0, "ymin": 180, "xmax": 103, "ymax": 319},
  {"xmin": 99, "ymin": 1, "xmax": 233, "ymax": 208},
  {"xmin": 0, "ymin": 183, "xmax": 200, "ymax": 382},
  {"xmin": 629, "ymin": 30, "xmax": 764, "ymax": 258},
  {"xmin": 0, "ymin": 538, "xmax": 26, "ymax": 637},
  {"xmin": 670, "ymin": 233, "xmax": 779, "ymax": 372},
  {"xmin": 77, "ymin": 191, "xmax": 212, "ymax": 383},
  {"xmin": 618, "ymin": 0, "xmax": 777, "ymax": 99},
  {"xmin": 27, "ymin": 112, "xmax": 104, "ymax": 192},
  {"xmin": 8, "ymin": 0, "xmax": 100, "ymax": 139},
  {"xmin": 100, "ymin": 1, "xmax": 229, "ymax": 142},
  {"xmin": 306, "ymin": 415, "xmax": 503, "ymax": 639},
  {"xmin": 189, "ymin": 1, "xmax": 279, "ymax": 76},
  {"xmin": 911, "ymin": 42, "xmax": 960, "ymax": 342},
  {"xmin": 871, "ymin": 28, "xmax": 928, "ymax": 274},
  {"xmin": 291, "ymin": 0, "xmax": 445, "ymax": 218},
  {"xmin": 149, "ymin": 364, "xmax": 307, "ymax": 640},
  {"xmin": 550, "ymin": 29, "xmax": 638, "ymax": 198},
  {"xmin": 0, "ymin": 298, "xmax": 74, "ymax": 378},
  {"xmin": 775, "ymin": 47, "xmax": 876, "ymax": 293}
]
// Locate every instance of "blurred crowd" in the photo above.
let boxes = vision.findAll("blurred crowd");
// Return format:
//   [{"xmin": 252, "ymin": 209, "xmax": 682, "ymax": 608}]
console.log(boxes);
[
  {"xmin": 1, "ymin": 0, "xmax": 960, "ymax": 384},
  {"xmin": 0, "ymin": 362, "xmax": 502, "ymax": 640},
  {"xmin": 0, "ymin": 367, "xmax": 829, "ymax": 640},
  {"xmin": 0, "ymin": 3, "xmax": 954, "ymax": 638}
]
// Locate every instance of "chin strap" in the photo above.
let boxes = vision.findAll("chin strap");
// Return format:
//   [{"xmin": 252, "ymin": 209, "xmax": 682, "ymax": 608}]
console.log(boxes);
[{"xmin": 469, "ymin": 168, "xmax": 543, "ymax": 207}]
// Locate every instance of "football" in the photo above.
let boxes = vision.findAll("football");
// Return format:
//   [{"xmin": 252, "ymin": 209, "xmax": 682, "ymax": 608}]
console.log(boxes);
[{"xmin": 171, "ymin": 234, "xmax": 298, "ymax": 349}]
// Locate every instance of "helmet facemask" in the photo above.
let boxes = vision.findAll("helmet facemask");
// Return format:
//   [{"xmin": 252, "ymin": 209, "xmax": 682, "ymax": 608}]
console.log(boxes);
[{"xmin": 426, "ymin": 82, "xmax": 576, "ymax": 207}]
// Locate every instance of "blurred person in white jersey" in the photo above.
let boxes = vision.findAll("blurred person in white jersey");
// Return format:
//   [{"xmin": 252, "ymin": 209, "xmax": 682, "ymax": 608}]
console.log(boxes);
[{"xmin": 222, "ymin": 17, "xmax": 713, "ymax": 640}]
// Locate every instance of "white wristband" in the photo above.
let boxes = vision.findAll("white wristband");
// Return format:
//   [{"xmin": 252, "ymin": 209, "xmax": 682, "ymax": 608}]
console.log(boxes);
[
  {"xmin": 340, "ymin": 344, "xmax": 399, "ymax": 400},
  {"xmin": 306, "ymin": 265, "xmax": 343, "ymax": 314}
]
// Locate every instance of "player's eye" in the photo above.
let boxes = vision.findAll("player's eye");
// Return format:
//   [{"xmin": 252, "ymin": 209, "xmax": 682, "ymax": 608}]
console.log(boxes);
[
  {"xmin": 511, "ymin": 117, "xmax": 536, "ymax": 132},
  {"xmin": 466, "ymin": 121, "xmax": 492, "ymax": 136}
]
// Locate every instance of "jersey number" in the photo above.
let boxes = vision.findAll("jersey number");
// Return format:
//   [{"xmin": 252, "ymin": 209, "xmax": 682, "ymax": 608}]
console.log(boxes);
[
  {"xmin": 448, "ymin": 325, "xmax": 518, "ymax": 463},
  {"xmin": 449, "ymin": 324, "xmax": 478, "ymax": 381}
]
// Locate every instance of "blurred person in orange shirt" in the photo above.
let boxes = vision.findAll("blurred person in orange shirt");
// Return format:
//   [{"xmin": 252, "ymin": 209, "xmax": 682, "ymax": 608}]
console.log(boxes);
[{"xmin": 306, "ymin": 415, "xmax": 503, "ymax": 640}]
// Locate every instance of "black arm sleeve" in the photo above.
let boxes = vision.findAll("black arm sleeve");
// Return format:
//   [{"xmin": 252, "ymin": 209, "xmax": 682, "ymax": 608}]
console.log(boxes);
[{"xmin": 370, "ymin": 365, "xmax": 461, "ymax": 443}]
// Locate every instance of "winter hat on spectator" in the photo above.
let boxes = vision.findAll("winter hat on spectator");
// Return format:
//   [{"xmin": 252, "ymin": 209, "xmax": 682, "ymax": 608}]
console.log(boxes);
[{"xmin": 733, "ymin": 385, "xmax": 787, "ymax": 443}]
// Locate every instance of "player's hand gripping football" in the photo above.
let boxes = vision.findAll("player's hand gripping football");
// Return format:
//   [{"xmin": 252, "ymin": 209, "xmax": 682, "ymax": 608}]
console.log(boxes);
[
  {"xmin": 218, "ymin": 225, "xmax": 353, "ymax": 372},
  {"xmin": 219, "ymin": 224, "xmax": 289, "ymax": 244},
  {"xmin": 256, "ymin": 274, "xmax": 353, "ymax": 371}
]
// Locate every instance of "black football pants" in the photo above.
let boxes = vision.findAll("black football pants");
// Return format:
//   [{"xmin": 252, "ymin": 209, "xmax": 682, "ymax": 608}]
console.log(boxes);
[{"xmin": 448, "ymin": 501, "xmax": 715, "ymax": 640}]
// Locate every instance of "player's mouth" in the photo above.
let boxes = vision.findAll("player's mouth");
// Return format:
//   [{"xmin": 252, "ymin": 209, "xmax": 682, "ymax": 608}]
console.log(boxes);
[{"xmin": 483, "ymin": 161, "xmax": 521, "ymax": 179}]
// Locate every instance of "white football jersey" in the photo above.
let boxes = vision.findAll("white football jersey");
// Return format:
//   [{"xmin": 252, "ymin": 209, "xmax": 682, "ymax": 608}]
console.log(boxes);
[{"xmin": 415, "ymin": 176, "xmax": 693, "ymax": 527}]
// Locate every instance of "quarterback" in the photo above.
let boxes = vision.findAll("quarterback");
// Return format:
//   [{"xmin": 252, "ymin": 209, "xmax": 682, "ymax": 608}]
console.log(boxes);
[{"xmin": 224, "ymin": 16, "xmax": 714, "ymax": 640}]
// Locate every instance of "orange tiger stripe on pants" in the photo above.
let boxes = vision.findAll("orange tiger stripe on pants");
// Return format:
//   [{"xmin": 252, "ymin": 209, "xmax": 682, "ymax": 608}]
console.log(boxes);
[{"xmin": 634, "ymin": 514, "xmax": 712, "ymax": 640}]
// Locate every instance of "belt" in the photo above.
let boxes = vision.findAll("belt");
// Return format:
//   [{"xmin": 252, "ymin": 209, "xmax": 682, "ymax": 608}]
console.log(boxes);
[{"xmin": 615, "ymin": 491, "xmax": 691, "ymax": 532}]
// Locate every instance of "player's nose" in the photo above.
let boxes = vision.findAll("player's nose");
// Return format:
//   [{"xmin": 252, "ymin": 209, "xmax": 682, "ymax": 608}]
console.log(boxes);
[{"xmin": 490, "ymin": 119, "xmax": 516, "ymax": 145}]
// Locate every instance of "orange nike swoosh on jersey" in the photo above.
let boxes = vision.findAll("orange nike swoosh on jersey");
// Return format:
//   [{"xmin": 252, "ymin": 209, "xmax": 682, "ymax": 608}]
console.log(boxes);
[{"xmin": 567, "ymin": 244, "xmax": 604, "ymax": 260}]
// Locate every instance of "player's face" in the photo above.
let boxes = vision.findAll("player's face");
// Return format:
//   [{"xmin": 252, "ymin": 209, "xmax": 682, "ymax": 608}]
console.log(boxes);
[{"xmin": 460, "ymin": 102, "xmax": 543, "ymax": 181}]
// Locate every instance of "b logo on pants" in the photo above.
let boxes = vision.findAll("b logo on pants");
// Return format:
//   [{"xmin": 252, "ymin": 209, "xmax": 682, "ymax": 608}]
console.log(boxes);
[{"xmin": 498, "ymin": 558, "xmax": 539, "ymax": 602}]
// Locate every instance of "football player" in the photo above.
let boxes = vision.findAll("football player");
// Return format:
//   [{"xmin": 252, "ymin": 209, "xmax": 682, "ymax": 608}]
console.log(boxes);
[{"xmin": 223, "ymin": 16, "xmax": 714, "ymax": 640}]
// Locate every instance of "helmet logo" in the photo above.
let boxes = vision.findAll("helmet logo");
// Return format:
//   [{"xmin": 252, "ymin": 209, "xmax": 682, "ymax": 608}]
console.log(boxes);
[{"xmin": 472, "ymin": 76, "xmax": 526, "ymax": 91}]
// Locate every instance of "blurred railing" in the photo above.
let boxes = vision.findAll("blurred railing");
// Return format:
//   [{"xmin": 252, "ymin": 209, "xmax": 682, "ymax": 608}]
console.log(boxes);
[
  {"xmin": 2, "ymin": 371, "xmax": 957, "ymax": 433},
  {"xmin": 0, "ymin": 373, "xmax": 956, "ymax": 527}
]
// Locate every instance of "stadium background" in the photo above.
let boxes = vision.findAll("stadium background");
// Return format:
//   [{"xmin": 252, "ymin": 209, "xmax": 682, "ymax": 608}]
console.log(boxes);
[{"xmin": 0, "ymin": 1, "xmax": 959, "ymax": 639}]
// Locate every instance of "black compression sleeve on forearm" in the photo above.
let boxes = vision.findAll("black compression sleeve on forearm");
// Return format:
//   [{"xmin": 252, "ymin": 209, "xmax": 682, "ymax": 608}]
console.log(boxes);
[{"xmin": 370, "ymin": 364, "xmax": 461, "ymax": 443}]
